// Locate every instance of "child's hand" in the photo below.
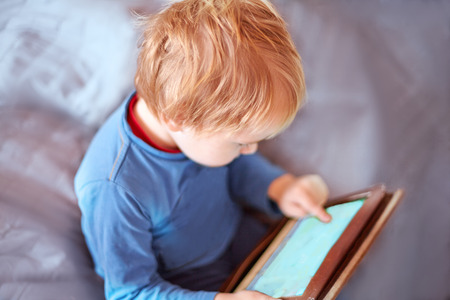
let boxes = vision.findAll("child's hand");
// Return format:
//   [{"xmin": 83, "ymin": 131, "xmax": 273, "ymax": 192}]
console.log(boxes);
[
  {"xmin": 268, "ymin": 174, "xmax": 331, "ymax": 222},
  {"xmin": 215, "ymin": 290, "xmax": 277, "ymax": 300}
]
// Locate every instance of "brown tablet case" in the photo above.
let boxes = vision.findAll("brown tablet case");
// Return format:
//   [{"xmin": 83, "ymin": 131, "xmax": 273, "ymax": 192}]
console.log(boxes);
[{"xmin": 220, "ymin": 184, "xmax": 404, "ymax": 300}]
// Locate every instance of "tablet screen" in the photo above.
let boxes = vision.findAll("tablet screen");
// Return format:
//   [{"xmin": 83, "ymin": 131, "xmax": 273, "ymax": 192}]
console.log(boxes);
[{"xmin": 246, "ymin": 199, "xmax": 365, "ymax": 298}]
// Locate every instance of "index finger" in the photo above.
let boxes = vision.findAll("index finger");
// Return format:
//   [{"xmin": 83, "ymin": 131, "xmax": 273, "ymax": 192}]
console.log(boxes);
[{"xmin": 301, "ymin": 198, "xmax": 332, "ymax": 223}]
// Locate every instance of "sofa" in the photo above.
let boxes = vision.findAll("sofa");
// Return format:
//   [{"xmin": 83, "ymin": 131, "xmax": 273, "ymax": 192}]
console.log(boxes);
[{"xmin": 1, "ymin": 1, "xmax": 449, "ymax": 299}]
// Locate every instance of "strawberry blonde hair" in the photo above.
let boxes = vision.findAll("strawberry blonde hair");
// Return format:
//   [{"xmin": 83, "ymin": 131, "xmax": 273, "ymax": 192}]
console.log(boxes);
[{"xmin": 135, "ymin": 0, "xmax": 305, "ymax": 136}]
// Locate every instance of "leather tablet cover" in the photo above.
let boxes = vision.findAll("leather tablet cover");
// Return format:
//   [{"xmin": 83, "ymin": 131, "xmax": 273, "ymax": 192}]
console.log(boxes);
[{"xmin": 220, "ymin": 184, "xmax": 404, "ymax": 300}]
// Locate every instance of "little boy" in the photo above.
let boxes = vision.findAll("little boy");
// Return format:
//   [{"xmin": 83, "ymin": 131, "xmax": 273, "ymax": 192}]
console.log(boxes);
[{"xmin": 75, "ymin": 0, "xmax": 331, "ymax": 299}]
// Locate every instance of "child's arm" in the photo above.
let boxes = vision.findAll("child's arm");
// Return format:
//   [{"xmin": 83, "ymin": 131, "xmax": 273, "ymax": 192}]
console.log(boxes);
[
  {"xmin": 268, "ymin": 174, "xmax": 331, "ymax": 222},
  {"xmin": 228, "ymin": 154, "xmax": 330, "ymax": 222},
  {"xmin": 77, "ymin": 181, "xmax": 217, "ymax": 300}
]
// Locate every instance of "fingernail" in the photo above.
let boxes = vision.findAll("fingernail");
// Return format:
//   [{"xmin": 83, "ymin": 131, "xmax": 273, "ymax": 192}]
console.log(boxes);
[{"xmin": 323, "ymin": 214, "xmax": 332, "ymax": 223}]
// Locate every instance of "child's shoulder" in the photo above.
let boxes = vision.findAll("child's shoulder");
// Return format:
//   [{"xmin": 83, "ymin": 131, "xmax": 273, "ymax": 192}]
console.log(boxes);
[{"xmin": 76, "ymin": 104, "xmax": 129, "ymax": 181}]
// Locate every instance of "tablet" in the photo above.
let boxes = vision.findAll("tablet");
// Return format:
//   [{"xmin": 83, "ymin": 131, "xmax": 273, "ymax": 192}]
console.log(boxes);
[{"xmin": 221, "ymin": 184, "xmax": 404, "ymax": 300}]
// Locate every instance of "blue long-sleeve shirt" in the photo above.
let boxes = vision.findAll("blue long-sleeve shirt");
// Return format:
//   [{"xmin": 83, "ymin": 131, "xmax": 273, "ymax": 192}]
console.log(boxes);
[{"xmin": 74, "ymin": 92, "xmax": 285, "ymax": 300}]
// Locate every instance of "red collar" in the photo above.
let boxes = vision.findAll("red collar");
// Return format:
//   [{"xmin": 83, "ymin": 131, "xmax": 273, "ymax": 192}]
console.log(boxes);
[{"xmin": 127, "ymin": 95, "xmax": 181, "ymax": 153}]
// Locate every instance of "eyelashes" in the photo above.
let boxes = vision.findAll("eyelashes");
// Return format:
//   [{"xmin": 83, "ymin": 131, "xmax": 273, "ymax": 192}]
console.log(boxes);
[{"xmin": 238, "ymin": 143, "xmax": 251, "ymax": 148}]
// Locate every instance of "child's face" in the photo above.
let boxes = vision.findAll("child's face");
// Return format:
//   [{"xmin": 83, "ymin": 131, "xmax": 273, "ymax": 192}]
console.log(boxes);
[{"xmin": 168, "ymin": 124, "xmax": 279, "ymax": 167}]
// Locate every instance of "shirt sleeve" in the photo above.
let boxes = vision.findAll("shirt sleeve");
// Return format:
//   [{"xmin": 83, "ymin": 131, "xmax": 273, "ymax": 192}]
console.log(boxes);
[
  {"xmin": 228, "ymin": 152, "xmax": 286, "ymax": 218},
  {"xmin": 77, "ymin": 180, "xmax": 217, "ymax": 300}
]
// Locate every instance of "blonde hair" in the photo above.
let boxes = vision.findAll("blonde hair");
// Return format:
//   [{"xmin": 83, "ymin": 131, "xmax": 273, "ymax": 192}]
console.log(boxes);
[{"xmin": 135, "ymin": 0, "xmax": 305, "ymax": 136}]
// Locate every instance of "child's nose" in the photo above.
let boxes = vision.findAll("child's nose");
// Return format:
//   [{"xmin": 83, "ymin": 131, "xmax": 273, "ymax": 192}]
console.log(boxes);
[{"xmin": 240, "ymin": 143, "xmax": 258, "ymax": 155}]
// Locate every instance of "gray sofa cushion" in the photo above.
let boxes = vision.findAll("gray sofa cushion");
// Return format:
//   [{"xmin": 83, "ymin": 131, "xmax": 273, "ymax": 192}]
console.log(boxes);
[
  {"xmin": 0, "ymin": 107, "xmax": 104, "ymax": 300},
  {"xmin": 0, "ymin": 0, "xmax": 137, "ymax": 127}
]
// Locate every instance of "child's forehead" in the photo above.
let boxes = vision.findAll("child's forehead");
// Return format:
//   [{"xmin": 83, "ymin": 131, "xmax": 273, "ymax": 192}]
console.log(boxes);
[
  {"xmin": 195, "ymin": 88, "xmax": 294, "ymax": 141},
  {"xmin": 187, "ymin": 113, "xmax": 283, "ymax": 142},
  {"xmin": 231, "ymin": 130, "xmax": 274, "ymax": 144},
  {"xmin": 228, "ymin": 111, "xmax": 289, "ymax": 142}
]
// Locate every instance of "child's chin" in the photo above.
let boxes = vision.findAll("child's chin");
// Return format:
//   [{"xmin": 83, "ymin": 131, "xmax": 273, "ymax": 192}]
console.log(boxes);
[{"xmin": 196, "ymin": 158, "xmax": 235, "ymax": 168}]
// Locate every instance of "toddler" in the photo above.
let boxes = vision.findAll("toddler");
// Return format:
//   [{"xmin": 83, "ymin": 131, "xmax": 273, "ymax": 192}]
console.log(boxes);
[{"xmin": 75, "ymin": 0, "xmax": 330, "ymax": 299}]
